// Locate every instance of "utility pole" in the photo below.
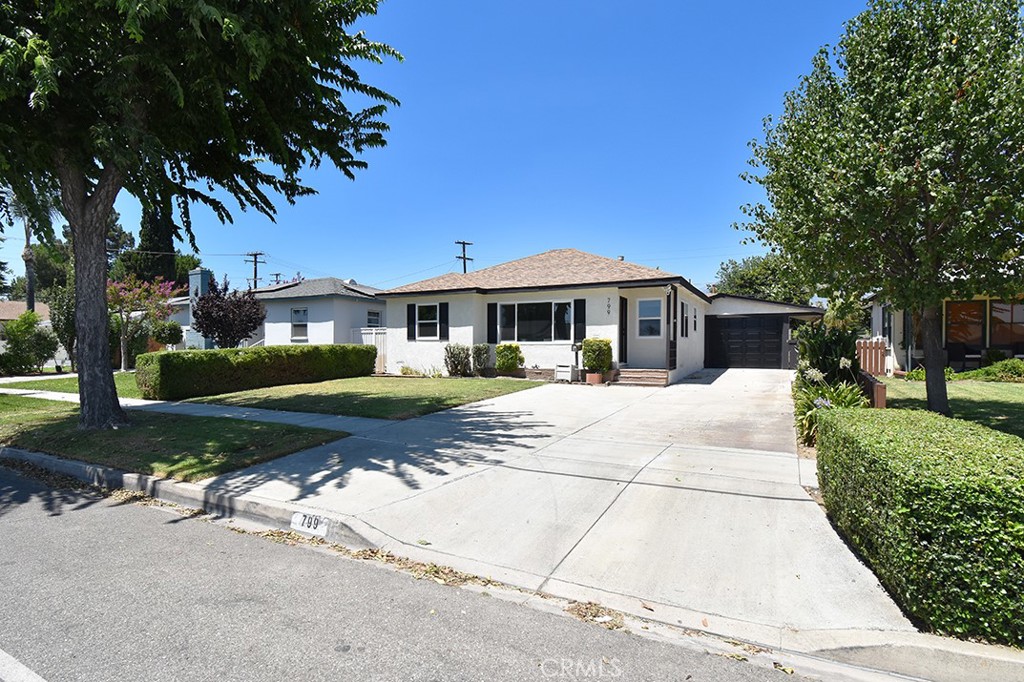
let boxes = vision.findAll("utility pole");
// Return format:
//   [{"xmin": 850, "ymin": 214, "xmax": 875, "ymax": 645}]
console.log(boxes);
[
  {"xmin": 455, "ymin": 240, "xmax": 473, "ymax": 274},
  {"xmin": 244, "ymin": 251, "xmax": 266, "ymax": 289},
  {"xmin": 270, "ymin": 273, "xmax": 283, "ymax": 285}
]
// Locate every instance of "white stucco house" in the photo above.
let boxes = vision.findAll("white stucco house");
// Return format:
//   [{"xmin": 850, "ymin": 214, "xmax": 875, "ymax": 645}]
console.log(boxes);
[
  {"xmin": 249, "ymin": 277, "xmax": 385, "ymax": 347},
  {"xmin": 380, "ymin": 249, "xmax": 821, "ymax": 384}
]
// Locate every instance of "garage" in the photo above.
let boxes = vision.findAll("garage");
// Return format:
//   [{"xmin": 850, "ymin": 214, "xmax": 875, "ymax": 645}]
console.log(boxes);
[
  {"xmin": 705, "ymin": 315, "xmax": 785, "ymax": 368},
  {"xmin": 704, "ymin": 294, "xmax": 825, "ymax": 369}
]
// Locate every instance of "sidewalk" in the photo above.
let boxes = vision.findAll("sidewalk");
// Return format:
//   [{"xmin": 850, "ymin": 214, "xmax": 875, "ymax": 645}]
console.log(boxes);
[
  {"xmin": 0, "ymin": 372, "xmax": 79, "ymax": 385},
  {"xmin": 0, "ymin": 386, "xmax": 391, "ymax": 435}
]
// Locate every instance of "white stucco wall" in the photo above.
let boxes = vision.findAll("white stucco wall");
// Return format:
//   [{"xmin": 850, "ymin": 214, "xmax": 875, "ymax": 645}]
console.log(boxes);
[{"xmin": 260, "ymin": 297, "xmax": 385, "ymax": 346}]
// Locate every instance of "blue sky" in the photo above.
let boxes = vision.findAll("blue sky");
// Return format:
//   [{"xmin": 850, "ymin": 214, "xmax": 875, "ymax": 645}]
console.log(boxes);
[{"xmin": 2, "ymin": 0, "xmax": 868, "ymax": 292}]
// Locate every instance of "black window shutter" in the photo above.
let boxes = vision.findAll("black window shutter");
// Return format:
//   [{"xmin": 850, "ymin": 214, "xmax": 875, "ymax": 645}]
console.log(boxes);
[
  {"xmin": 573, "ymin": 299, "xmax": 586, "ymax": 343},
  {"xmin": 487, "ymin": 303, "xmax": 498, "ymax": 344},
  {"xmin": 439, "ymin": 302, "xmax": 450, "ymax": 341},
  {"xmin": 407, "ymin": 303, "xmax": 416, "ymax": 341}
]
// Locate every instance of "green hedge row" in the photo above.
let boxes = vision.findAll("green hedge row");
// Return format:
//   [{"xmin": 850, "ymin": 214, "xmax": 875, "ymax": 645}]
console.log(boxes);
[
  {"xmin": 817, "ymin": 409, "xmax": 1024, "ymax": 647},
  {"xmin": 135, "ymin": 344, "xmax": 377, "ymax": 400}
]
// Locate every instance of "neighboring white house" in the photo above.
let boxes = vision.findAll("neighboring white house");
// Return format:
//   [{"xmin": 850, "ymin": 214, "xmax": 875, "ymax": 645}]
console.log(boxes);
[
  {"xmin": 380, "ymin": 249, "xmax": 821, "ymax": 384},
  {"xmin": 248, "ymin": 277, "xmax": 385, "ymax": 348}
]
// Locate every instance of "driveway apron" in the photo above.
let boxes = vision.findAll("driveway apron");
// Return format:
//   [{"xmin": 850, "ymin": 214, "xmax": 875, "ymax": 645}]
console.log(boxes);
[{"xmin": 199, "ymin": 368, "xmax": 911, "ymax": 638}]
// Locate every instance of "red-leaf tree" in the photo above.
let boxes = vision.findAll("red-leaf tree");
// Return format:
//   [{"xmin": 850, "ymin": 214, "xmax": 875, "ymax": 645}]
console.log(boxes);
[
  {"xmin": 107, "ymin": 275, "xmax": 181, "ymax": 372},
  {"xmin": 192, "ymin": 278, "xmax": 267, "ymax": 349}
]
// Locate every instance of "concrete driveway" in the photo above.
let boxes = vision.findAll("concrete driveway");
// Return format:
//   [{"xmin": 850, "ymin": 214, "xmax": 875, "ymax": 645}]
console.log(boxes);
[{"xmin": 200, "ymin": 369, "xmax": 912, "ymax": 645}]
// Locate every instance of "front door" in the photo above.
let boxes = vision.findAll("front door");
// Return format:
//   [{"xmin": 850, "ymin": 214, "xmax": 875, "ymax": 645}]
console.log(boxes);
[{"xmin": 619, "ymin": 296, "xmax": 628, "ymax": 364}]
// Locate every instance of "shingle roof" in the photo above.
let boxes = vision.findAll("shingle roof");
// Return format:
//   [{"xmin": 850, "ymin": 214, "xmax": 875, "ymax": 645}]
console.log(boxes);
[
  {"xmin": 383, "ymin": 249, "xmax": 710, "ymax": 301},
  {"xmin": 252, "ymin": 277, "xmax": 381, "ymax": 301},
  {"xmin": 0, "ymin": 301, "xmax": 49, "ymax": 321}
]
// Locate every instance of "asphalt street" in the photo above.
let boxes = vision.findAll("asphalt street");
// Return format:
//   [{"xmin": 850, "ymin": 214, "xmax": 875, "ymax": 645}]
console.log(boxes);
[{"xmin": 0, "ymin": 465, "xmax": 814, "ymax": 682}]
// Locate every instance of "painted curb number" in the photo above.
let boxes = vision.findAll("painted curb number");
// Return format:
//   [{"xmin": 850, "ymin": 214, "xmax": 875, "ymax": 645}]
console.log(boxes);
[{"xmin": 290, "ymin": 512, "xmax": 329, "ymax": 538}]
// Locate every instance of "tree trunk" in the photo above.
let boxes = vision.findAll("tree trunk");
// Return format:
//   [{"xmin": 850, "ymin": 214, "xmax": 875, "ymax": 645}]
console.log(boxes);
[
  {"xmin": 919, "ymin": 304, "xmax": 951, "ymax": 416},
  {"xmin": 59, "ymin": 159, "xmax": 127, "ymax": 429},
  {"xmin": 120, "ymin": 330, "xmax": 129, "ymax": 373},
  {"xmin": 22, "ymin": 223, "xmax": 35, "ymax": 312}
]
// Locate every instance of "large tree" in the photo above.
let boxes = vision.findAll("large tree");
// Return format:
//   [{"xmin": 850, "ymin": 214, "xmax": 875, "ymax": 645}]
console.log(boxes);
[
  {"xmin": 0, "ymin": 1, "xmax": 399, "ymax": 428},
  {"xmin": 712, "ymin": 253, "xmax": 814, "ymax": 305},
  {"xmin": 741, "ymin": 0, "xmax": 1024, "ymax": 415}
]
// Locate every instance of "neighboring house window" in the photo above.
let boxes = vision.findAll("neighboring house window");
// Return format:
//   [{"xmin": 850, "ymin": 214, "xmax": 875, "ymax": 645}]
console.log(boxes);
[
  {"xmin": 497, "ymin": 302, "xmax": 572, "ymax": 342},
  {"xmin": 991, "ymin": 299, "xmax": 1024, "ymax": 346},
  {"xmin": 946, "ymin": 300, "xmax": 985, "ymax": 347},
  {"xmin": 637, "ymin": 299, "xmax": 662, "ymax": 337},
  {"xmin": 881, "ymin": 306, "xmax": 893, "ymax": 341},
  {"xmin": 291, "ymin": 308, "xmax": 308, "ymax": 341},
  {"xmin": 681, "ymin": 302, "xmax": 689, "ymax": 338},
  {"xmin": 417, "ymin": 304, "xmax": 439, "ymax": 339},
  {"xmin": 692, "ymin": 306, "xmax": 698, "ymax": 332},
  {"xmin": 367, "ymin": 310, "xmax": 382, "ymax": 328}
]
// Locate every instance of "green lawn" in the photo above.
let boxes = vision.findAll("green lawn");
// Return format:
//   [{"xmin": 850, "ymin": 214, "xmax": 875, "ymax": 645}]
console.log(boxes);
[
  {"xmin": 191, "ymin": 376, "xmax": 543, "ymax": 419},
  {"xmin": 883, "ymin": 378, "xmax": 1024, "ymax": 439},
  {"xmin": 0, "ymin": 394, "xmax": 342, "ymax": 481},
  {"xmin": 3, "ymin": 372, "xmax": 142, "ymax": 399}
]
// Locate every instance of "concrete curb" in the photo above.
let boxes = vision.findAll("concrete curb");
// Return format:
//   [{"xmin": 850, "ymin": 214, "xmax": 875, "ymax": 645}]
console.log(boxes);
[
  {"xmin": 4, "ymin": 445, "xmax": 1023, "ymax": 682},
  {"xmin": 0, "ymin": 447, "xmax": 374, "ymax": 550}
]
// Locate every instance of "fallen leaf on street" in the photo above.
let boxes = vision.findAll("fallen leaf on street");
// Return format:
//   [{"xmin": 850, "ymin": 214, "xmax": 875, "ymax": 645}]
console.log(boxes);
[{"xmin": 773, "ymin": 662, "xmax": 795, "ymax": 675}]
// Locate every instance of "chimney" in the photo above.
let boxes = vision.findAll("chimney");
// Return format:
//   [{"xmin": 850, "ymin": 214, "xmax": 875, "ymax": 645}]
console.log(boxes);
[
  {"xmin": 186, "ymin": 268, "xmax": 215, "ymax": 349},
  {"xmin": 617, "ymin": 256, "xmax": 624, "ymax": 261}
]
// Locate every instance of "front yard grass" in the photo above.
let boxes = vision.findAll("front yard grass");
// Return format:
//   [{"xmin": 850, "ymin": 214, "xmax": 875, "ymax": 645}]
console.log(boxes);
[
  {"xmin": 0, "ymin": 394, "xmax": 342, "ymax": 481},
  {"xmin": 3, "ymin": 372, "xmax": 142, "ymax": 399},
  {"xmin": 191, "ymin": 376, "xmax": 543, "ymax": 419},
  {"xmin": 882, "ymin": 378, "xmax": 1024, "ymax": 440}
]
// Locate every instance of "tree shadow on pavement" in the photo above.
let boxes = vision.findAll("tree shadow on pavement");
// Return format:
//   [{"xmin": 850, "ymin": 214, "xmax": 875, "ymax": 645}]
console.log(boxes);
[
  {"xmin": 196, "ymin": 407, "xmax": 553, "ymax": 508},
  {"xmin": 0, "ymin": 461, "xmax": 105, "ymax": 519}
]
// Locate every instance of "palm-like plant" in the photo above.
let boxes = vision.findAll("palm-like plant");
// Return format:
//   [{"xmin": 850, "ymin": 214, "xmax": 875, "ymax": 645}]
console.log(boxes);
[{"xmin": 0, "ymin": 185, "xmax": 62, "ymax": 311}]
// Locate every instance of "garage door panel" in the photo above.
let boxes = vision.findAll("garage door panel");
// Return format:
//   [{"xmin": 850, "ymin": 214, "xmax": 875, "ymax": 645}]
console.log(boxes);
[{"xmin": 706, "ymin": 316, "xmax": 784, "ymax": 369}]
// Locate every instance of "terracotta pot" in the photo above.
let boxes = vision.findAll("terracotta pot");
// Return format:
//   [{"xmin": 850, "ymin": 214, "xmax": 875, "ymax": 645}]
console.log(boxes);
[{"xmin": 585, "ymin": 371, "xmax": 605, "ymax": 385}]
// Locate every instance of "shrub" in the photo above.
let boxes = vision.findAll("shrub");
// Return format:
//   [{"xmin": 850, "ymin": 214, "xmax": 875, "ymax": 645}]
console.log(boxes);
[
  {"xmin": 443, "ymin": 343, "xmax": 473, "ymax": 377},
  {"xmin": 399, "ymin": 365, "xmax": 424, "ymax": 376},
  {"xmin": 581, "ymin": 338, "xmax": 612, "ymax": 374},
  {"xmin": 983, "ymin": 347, "xmax": 1008, "ymax": 366},
  {"xmin": 817, "ymin": 409, "xmax": 1024, "ymax": 646},
  {"xmin": 0, "ymin": 311, "xmax": 57, "ymax": 375},
  {"xmin": 792, "ymin": 381, "xmax": 868, "ymax": 445},
  {"xmin": 904, "ymin": 365, "xmax": 954, "ymax": 382},
  {"xmin": 135, "ymin": 344, "xmax": 376, "ymax": 400},
  {"xmin": 795, "ymin": 322, "xmax": 859, "ymax": 384},
  {"xmin": 152, "ymin": 320, "xmax": 183, "ymax": 346},
  {"xmin": 959, "ymin": 358, "xmax": 1024, "ymax": 383},
  {"xmin": 472, "ymin": 343, "xmax": 491, "ymax": 375},
  {"xmin": 495, "ymin": 343, "xmax": 524, "ymax": 374}
]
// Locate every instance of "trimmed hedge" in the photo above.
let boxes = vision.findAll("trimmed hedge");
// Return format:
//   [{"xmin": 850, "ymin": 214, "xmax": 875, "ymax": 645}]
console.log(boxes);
[
  {"xmin": 135, "ymin": 344, "xmax": 377, "ymax": 400},
  {"xmin": 817, "ymin": 409, "xmax": 1024, "ymax": 647}
]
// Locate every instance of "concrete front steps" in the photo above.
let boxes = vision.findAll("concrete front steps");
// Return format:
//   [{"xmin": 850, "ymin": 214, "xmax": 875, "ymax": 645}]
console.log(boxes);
[{"xmin": 614, "ymin": 368, "xmax": 668, "ymax": 387}]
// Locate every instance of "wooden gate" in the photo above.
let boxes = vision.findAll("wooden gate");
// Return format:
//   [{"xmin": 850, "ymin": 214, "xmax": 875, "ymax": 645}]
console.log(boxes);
[
  {"xmin": 352, "ymin": 328, "xmax": 387, "ymax": 374},
  {"xmin": 856, "ymin": 338, "xmax": 888, "ymax": 376}
]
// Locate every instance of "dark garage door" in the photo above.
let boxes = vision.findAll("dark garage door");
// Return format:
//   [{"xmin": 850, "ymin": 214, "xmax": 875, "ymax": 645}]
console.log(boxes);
[{"xmin": 705, "ymin": 315, "xmax": 784, "ymax": 369}]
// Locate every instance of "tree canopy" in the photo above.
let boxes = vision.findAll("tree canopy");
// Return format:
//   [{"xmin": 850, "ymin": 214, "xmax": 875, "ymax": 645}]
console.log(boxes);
[
  {"xmin": 0, "ymin": 0, "xmax": 400, "ymax": 427},
  {"xmin": 712, "ymin": 253, "xmax": 814, "ymax": 305},
  {"xmin": 740, "ymin": 0, "xmax": 1024, "ymax": 414},
  {"xmin": 192, "ymin": 277, "xmax": 266, "ymax": 349}
]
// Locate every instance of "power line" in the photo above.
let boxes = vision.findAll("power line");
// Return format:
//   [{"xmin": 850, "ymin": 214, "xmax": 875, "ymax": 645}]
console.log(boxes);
[
  {"xmin": 455, "ymin": 240, "xmax": 473, "ymax": 274},
  {"xmin": 365, "ymin": 259, "xmax": 460, "ymax": 287}
]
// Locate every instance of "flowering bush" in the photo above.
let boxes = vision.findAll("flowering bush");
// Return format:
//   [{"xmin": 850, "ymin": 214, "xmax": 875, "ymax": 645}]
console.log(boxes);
[{"xmin": 794, "ymin": 381, "xmax": 868, "ymax": 445}]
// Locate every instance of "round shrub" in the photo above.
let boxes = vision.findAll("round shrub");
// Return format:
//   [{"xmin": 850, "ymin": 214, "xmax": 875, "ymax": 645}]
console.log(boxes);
[{"xmin": 495, "ymin": 343, "xmax": 524, "ymax": 374}]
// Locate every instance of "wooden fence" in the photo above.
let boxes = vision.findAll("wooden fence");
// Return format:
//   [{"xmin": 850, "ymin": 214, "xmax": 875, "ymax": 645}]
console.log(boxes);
[{"xmin": 857, "ymin": 338, "xmax": 888, "ymax": 377}]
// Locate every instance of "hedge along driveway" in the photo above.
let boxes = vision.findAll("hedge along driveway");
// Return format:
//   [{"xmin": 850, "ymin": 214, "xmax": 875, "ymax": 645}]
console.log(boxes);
[
  {"xmin": 189, "ymin": 377, "xmax": 543, "ymax": 420},
  {"xmin": 816, "ymin": 408, "xmax": 1024, "ymax": 647},
  {"xmin": 0, "ymin": 394, "xmax": 344, "ymax": 482}
]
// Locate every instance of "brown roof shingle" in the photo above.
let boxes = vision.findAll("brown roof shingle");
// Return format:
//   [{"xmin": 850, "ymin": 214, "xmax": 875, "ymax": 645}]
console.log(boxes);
[
  {"xmin": 384, "ymin": 249, "xmax": 697, "ymax": 297},
  {"xmin": 0, "ymin": 301, "xmax": 49, "ymax": 321}
]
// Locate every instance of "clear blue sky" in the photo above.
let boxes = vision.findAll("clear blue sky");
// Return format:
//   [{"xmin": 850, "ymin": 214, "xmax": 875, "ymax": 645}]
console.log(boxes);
[{"xmin": 2, "ymin": 0, "xmax": 868, "ymax": 292}]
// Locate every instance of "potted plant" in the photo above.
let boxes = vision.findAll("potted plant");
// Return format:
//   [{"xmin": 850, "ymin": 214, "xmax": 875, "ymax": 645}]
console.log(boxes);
[{"xmin": 582, "ymin": 338, "xmax": 612, "ymax": 385}]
